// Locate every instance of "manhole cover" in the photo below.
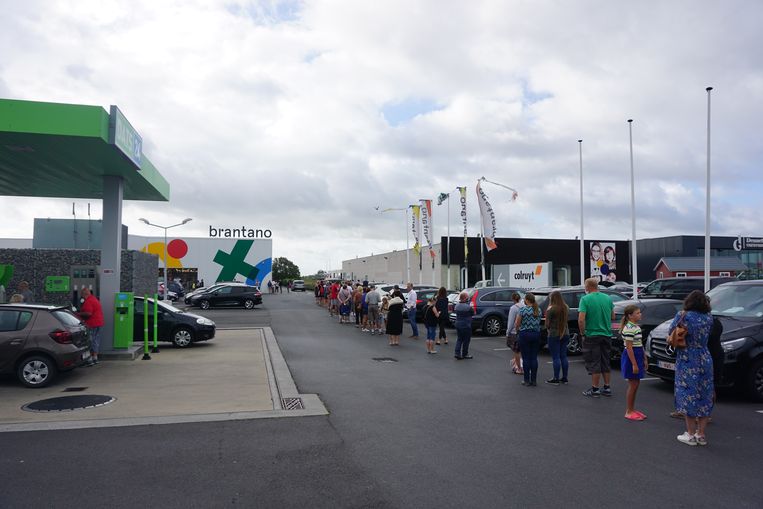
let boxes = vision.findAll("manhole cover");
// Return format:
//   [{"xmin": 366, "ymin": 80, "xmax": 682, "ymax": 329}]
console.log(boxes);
[
  {"xmin": 372, "ymin": 357, "xmax": 398, "ymax": 363},
  {"xmin": 22, "ymin": 395, "xmax": 116, "ymax": 413}
]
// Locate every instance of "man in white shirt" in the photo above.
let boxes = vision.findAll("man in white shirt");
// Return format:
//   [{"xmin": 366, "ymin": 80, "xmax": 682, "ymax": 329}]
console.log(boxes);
[{"xmin": 405, "ymin": 282, "xmax": 419, "ymax": 339}]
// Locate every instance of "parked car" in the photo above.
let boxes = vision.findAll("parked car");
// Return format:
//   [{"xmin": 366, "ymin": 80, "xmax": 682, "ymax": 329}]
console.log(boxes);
[
  {"xmin": 187, "ymin": 283, "xmax": 263, "ymax": 310},
  {"xmin": 448, "ymin": 287, "xmax": 527, "ymax": 336},
  {"xmin": 157, "ymin": 282, "xmax": 178, "ymax": 302},
  {"xmin": 610, "ymin": 299, "xmax": 683, "ymax": 362},
  {"xmin": 0, "ymin": 304, "xmax": 91, "ymax": 388},
  {"xmin": 533, "ymin": 286, "xmax": 630, "ymax": 354},
  {"xmin": 133, "ymin": 297, "xmax": 215, "ymax": 348},
  {"xmin": 378, "ymin": 284, "xmax": 436, "ymax": 298},
  {"xmin": 167, "ymin": 280, "xmax": 185, "ymax": 298},
  {"xmin": 646, "ymin": 279, "xmax": 763, "ymax": 401},
  {"xmin": 292, "ymin": 280, "xmax": 306, "ymax": 292},
  {"xmin": 639, "ymin": 276, "xmax": 736, "ymax": 301},
  {"xmin": 403, "ymin": 288, "xmax": 459, "ymax": 321},
  {"xmin": 184, "ymin": 283, "xmax": 227, "ymax": 304}
]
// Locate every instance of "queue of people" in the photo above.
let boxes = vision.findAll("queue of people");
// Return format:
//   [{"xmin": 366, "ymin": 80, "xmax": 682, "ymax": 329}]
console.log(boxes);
[{"xmin": 314, "ymin": 276, "xmax": 720, "ymax": 448}]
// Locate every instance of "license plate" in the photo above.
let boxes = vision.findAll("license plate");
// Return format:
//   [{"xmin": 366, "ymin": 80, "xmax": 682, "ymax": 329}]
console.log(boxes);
[
  {"xmin": 81, "ymin": 352, "xmax": 91, "ymax": 361},
  {"xmin": 657, "ymin": 360, "xmax": 675, "ymax": 371}
]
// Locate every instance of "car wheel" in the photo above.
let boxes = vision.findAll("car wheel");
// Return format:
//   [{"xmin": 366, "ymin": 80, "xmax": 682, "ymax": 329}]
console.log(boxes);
[
  {"xmin": 482, "ymin": 316, "xmax": 502, "ymax": 337},
  {"xmin": 17, "ymin": 355, "xmax": 57, "ymax": 388},
  {"xmin": 567, "ymin": 333, "xmax": 582, "ymax": 355},
  {"xmin": 199, "ymin": 300, "xmax": 210, "ymax": 310},
  {"xmin": 172, "ymin": 327, "xmax": 194, "ymax": 348},
  {"xmin": 747, "ymin": 357, "xmax": 763, "ymax": 402},
  {"xmin": 244, "ymin": 299, "xmax": 255, "ymax": 310}
]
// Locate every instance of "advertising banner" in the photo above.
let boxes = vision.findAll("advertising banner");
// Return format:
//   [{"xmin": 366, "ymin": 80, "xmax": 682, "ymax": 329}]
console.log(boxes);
[
  {"xmin": 476, "ymin": 180, "xmax": 497, "ymax": 251},
  {"xmin": 411, "ymin": 205, "xmax": 421, "ymax": 256},
  {"xmin": 492, "ymin": 262, "xmax": 552, "ymax": 289},
  {"xmin": 420, "ymin": 199, "xmax": 435, "ymax": 260},
  {"xmin": 459, "ymin": 187, "xmax": 468, "ymax": 259},
  {"xmin": 589, "ymin": 241, "xmax": 616, "ymax": 282}
]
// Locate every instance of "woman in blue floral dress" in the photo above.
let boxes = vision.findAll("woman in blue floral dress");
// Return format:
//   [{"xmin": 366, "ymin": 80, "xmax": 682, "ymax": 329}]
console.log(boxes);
[{"xmin": 669, "ymin": 290, "xmax": 714, "ymax": 446}]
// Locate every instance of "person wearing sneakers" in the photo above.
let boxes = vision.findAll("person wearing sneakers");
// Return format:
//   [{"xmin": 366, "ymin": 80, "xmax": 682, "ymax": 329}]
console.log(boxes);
[
  {"xmin": 77, "ymin": 287, "xmax": 104, "ymax": 366},
  {"xmin": 620, "ymin": 304, "xmax": 648, "ymax": 421},
  {"xmin": 671, "ymin": 290, "xmax": 714, "ymax": 446},
  {"xmin": 453, "ymin": 291, "xmax": 474, "ymax": 360},
  {"xmin": 405, "ymin": 282, "xmax": 419, "ymax": 339},
  {"xmin": 578, "ymin": 278, "xmax": 615, "ymax": 397}
]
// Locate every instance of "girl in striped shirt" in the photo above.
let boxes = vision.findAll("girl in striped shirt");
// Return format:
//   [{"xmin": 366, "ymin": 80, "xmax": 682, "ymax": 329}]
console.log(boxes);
[{"xmin": 621, "ymin": 304, "xmax": 648, "ymax": 421}]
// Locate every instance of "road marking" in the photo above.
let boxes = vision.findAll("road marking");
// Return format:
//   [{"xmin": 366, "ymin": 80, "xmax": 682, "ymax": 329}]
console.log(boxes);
[
  {"xmin": 641, "ymin": 377, "xmax": 660, "ymax": 381},
  {"xmin": 493, "ymin": 347, "xmax": 511, "ymax": 351},
  {"xmin": 756, "ymin": 410, "xmax": 763, "ymax": 414},
  {"xmin": 546, "ymin": 359, "xmax": 585, "ymax": 364}
]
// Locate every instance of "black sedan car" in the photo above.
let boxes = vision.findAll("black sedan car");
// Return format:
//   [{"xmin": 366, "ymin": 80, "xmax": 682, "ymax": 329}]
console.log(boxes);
[
  {"xmin": 647, "ymin": 280, "xmax": 763, "ymax": 401},
  {"xmin": 610, "ymin": 299, "xmax": 683, "ymax": 362},
  {"xmin": 133, "ymin": 297, "xmax": 216, "ymax": 348},
  {"xmin": 187, "ymin": 283, "xmax": 263, "ymax": 310}
]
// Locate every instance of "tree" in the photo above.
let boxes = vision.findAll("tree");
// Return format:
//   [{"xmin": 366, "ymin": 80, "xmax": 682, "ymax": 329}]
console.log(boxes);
[{"xmin": 272, "ymin": 257, "xmax": 300, "ymax": 281}]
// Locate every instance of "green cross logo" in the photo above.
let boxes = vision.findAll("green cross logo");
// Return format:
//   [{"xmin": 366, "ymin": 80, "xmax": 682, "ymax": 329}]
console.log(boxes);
[{"xmin": 213, "ymin": 240, "xmax": 260, "ymax": 282}]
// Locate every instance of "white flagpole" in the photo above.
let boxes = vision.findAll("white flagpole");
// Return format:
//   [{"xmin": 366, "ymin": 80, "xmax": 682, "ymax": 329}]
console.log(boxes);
[
  {"xmin": 578, "ymin": 140, "xmax": 585, "ymax": 286},
  {"xmin": 447, "ymin": 195, "xmax": 451, "ymax": 289},
  {"xmin": 406, "ymin": 206, "xmax": 411, "ymax": 283},
  {"xmin": 704, "ymin": 87, "xmax": 713, "ymax": 293},
  {"xmin": 628, "ymin": 120, "xmax": 638, "ymax": 298}
]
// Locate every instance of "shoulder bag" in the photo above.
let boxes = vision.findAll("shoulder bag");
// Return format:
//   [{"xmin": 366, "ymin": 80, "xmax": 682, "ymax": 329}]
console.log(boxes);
[{"xmin": 667, "ymin": 312, "xmax": 688, "ymax": 349}]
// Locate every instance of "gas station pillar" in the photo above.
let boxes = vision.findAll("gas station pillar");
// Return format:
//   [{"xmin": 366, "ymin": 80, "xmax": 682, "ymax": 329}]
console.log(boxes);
[{"xmin": 101, "ymin": 175, "xmax": 123, "ymax": 351}]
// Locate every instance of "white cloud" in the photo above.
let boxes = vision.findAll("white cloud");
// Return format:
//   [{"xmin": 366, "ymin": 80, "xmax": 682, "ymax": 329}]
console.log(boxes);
[{"xmin": 1, "ymin": 0, "xmax": 762, "ymax": 275}]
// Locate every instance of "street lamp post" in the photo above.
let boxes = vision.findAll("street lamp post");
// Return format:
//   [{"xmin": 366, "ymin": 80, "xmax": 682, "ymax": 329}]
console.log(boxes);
[{"xmin": 139, "ymin": 217, "xmax": 192, "ymax": 302}]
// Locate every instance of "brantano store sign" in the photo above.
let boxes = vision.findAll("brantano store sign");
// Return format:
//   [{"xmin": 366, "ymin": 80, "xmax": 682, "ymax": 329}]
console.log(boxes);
[
  {"xmin": 109, "ymin": 105, "xmax": 143, "ymax": 168},
  {"xmin": 209, "ymin": 226, "xmax": 272, "ymax": 238}
]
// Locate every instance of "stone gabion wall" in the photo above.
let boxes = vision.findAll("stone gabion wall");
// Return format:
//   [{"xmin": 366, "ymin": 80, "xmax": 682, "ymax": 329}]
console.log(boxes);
[{"xmin": 0, "ymin": 248, "xmax": 158, "ymax": 305}]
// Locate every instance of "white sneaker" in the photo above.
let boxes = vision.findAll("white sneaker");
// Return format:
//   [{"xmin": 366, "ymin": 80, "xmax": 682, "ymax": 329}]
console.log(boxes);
[
  {"xmin": 677, "ymin": 432, "xmax": 697, "ymax": 446},
  {"xmin": 695, "ymin": 434, "xmax": 708, "ymax": 446}
]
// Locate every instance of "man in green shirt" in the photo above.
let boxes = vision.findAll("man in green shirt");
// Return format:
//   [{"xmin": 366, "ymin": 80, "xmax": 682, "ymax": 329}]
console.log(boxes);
[{"xmin": 578, "ymin": 278, "xmax": 615, "ymax": 397}]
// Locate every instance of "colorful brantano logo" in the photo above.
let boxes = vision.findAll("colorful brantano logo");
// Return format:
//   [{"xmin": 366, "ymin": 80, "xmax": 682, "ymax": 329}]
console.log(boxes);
[
  {"xmin": 213, "ymin": 240, "xmax": 272, "ymax": 286},
  {"xmin": 141, "ymin": 239, "xmax": 189, "ymax": 268}
]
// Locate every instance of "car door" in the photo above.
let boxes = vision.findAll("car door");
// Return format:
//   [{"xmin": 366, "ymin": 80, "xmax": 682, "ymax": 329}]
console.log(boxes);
[
  {"xmin": 210, "ymin": 286, "xmax": 234, "ymax": 307},
  {"xmin": 0, "ymin": 309, "xmax": 33, "ymax": 372}
]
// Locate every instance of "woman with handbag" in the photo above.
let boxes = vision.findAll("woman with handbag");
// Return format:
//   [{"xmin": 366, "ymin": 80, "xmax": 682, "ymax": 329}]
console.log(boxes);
[{"xmin": 669, "ymin": 290, "xmax": 714, "ymax": 446}]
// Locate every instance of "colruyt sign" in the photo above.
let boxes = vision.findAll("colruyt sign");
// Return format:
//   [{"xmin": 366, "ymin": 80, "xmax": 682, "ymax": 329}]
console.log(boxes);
[{"xmin": 492, "ymin": 262, "xmax": 553, "ymax": 289}]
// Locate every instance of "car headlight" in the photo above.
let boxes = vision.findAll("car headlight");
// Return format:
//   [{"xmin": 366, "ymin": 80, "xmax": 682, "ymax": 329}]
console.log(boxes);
[
  {"xmin": 722, "ymin": 338, "xmax": 749, "ymax": 352},
  {"xmin": 196, "ymin": 318, "xmax": 215, "ymax": 326}
]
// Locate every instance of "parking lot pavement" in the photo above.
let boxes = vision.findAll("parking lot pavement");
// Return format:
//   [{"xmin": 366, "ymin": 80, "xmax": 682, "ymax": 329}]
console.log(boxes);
[{"xmin": 0, "ymin": 328, "xmax": 326, "ymax": 432}]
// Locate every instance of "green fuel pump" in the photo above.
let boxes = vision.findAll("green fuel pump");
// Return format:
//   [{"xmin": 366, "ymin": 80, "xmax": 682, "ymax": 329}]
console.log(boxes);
[{"xmin": 113, "ymin": 292, "xmax": 134, "ymax": 349}]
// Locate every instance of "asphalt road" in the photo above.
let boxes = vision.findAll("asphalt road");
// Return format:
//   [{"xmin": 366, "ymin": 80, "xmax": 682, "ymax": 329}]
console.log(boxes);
[{"xmin": 2, "ymin": 291, "xmax": 762, "ymax": 508}]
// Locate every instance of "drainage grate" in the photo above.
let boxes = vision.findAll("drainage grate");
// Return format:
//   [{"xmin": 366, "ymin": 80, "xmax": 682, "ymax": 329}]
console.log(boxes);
[
  {"xmin": 281, "ymin": 397, "xmax": 304, "ymax": 410},
  {"xmin": 62, "ymin": 387, "xmax": 88, "ymax": 392},
  {"xmin": 372, "ymin": 357, "xmax": 398, "ymax": 363},
  {"xmin": 22, "ymin": 395, "xmax": 115, "ymax": 413}
]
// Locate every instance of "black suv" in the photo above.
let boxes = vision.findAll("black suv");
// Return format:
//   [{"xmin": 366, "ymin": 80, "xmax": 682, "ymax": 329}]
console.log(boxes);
[
  {"xmin": 639, "ymin": 276, "xmax": 736, "ymax": 300},
  {"xmin": 646, "ymin": 280, "xmax": 763, "ymax": 401},
  {"xmin": 188, "ymin": 283, "xmax": 263, "ymax": 310},
  {"xmin": 448, "ymin": 287, "xmax": 527, "ymax": 336},
  {"xmin": 533, "ymin": 287, "xmax": 629, "ymax": 354}
]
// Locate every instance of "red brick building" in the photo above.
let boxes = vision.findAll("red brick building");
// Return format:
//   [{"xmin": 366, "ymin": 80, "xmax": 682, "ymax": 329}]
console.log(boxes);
[{"xmin": 653, "ymin": 256, "xmax": 748, "ymax": 279}]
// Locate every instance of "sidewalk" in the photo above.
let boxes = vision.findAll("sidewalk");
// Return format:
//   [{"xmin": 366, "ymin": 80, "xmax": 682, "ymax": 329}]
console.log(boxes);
[{"xmin": 0, "ymin": 328, "xmax": 326, "ymax": 432}]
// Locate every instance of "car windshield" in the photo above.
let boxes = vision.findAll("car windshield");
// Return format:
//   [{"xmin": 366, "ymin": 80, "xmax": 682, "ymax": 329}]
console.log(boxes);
[
  {"xmin": 707, "ymin": 284, "xmax": 763, "ymax": 318},
  {"xmin": 140, "ymin": 299, "xmax": 182, "ymax": 313}
]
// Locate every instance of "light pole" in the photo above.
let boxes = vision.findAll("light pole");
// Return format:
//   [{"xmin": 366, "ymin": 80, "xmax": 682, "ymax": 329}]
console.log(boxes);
[
  {"xmin": 578, "ymin": 140, "xmax": 585, "ymax": 286},
  {"xmin": 139, "ymin": 217, "xmax": 192, "ymax": 300}
]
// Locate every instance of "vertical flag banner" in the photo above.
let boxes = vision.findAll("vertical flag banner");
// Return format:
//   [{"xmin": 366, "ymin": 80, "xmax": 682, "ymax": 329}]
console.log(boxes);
[
  {"xmin": 421, "ymin": 199, "xmax": 435, "ymax": 261},
  {"xmin": 459, "ymin": 186, "xmax": 468, "ymax": 259},
  {"xmin": 411, "ymin": 205, "xmax": 421, "ymax": 256},
  {"xmin": 476, "ymin": 180, "xmax": 498, "ymax": 251}
]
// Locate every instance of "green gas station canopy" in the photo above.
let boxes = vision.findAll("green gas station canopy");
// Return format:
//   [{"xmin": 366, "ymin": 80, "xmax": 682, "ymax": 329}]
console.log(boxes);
[{"xmin": 0, "ymin": 98, "xmax": 170, "ymax": 201}]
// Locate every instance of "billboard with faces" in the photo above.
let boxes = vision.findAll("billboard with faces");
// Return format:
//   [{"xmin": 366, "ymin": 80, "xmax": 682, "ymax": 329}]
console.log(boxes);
[{"xmin": 589, "ymin": 241, "xmax": 617, "ymax": 282}]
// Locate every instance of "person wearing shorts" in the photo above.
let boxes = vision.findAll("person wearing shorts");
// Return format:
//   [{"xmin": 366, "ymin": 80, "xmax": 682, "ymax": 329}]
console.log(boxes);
[{"xmin": 578, "ymin": 278, "xmax": 615, "ymax": 397}]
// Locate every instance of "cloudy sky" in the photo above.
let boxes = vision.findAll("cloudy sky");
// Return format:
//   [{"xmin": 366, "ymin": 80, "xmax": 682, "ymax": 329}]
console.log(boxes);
[{"xmin": 1, "ymin": 0, "xmax": 761, "ymax": 275}]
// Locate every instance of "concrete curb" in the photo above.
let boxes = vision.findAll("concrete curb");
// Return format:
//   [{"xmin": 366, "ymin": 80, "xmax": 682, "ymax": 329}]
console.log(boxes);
[{"xmin": 0, "ymin": 327, "xmax": 327, "ymax": 433}]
